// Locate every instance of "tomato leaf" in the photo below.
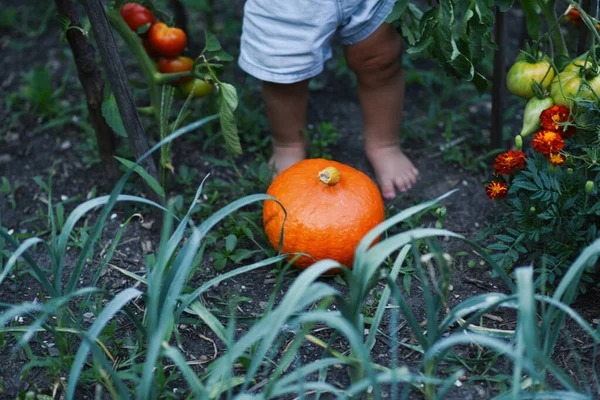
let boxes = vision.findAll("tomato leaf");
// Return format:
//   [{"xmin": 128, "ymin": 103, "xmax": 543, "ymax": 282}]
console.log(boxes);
[
  {"xmin": 495, "ymin": 0, "xmax": 515, "ymax": 12},
  {"xmin": 114, "ymin": 156, "xmax": 166, "ymax": 198},
  {"xmin": 213, "ymin": 49, "xmax": 234, "ymax": 62},
  {"xmin": 519, "ymin": 0, "xmax": 541, "ymax": 40},
  {"xmin": 473, "ymin": 72, "xmax": 491, "ymax": 94},
  {"xmin": 218, "ymin": 82, "xmax": 242, "ymax": 155},
  {"xmin": 386, "ymin": 0, "xmax": 409, "ymax": 22},
  {"xmin": 204, "ymin": 30, "xmax": 222, "ymax": 52},
  {"xmin": 554, "ymin": 54, "xmax": 572, "ymax": 73},
  {"xmin": 400, "ymin": 0, "xmax": 501, "ymax": 91},
  {"xmin": 101, "ymin": 93, "xmax": 127, "ymax": 138},
  {"xmin": 136, "ymin": 22, "xmax": 151, "ymax": 35}
]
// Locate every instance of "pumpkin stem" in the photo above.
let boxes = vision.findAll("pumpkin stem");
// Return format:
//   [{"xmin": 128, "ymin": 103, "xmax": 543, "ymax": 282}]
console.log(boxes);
[{"xmin": 318, "ymin": 166, "xmax": 341, "ymax": 186}]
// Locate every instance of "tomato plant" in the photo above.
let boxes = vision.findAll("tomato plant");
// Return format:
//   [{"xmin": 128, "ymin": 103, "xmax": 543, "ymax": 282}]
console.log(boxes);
[
  {"xmin": 119, "ymin": 2, "xmax": 155, "ymax": 33},
  {"xmin": 506, "ymin": 53, "xmax": 555, "ymax": 99},
  {"xmin": 519, "ymin": 96, "xmax": 555, "ymax": 137},
  {"xmin": 100, "ymin": 2, "xmax": 242, "ymax": 192},
  {"xmin": 550, "ymin": 60, "xmax": 600, "ymax": 106},
  {"xmin": 158, "ymin": 56, "xmax": 193, "ymax": 83},
  {"xmin": 141, "ymin": 36, "xmax": 159, "ymax": 58},
  {"xmin": 484, "ymin": 1, "xmax": 600, "ymax": 293},
  {"xmin": 148, "ymin": 22, "xmax": 187, "ymax": 58},
  {"xmin": 179, "ymin": 78, "xmax": 213, "ymax": 98}
]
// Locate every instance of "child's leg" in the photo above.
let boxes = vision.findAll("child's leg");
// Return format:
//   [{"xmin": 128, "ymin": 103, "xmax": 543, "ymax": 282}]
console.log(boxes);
[
  {"xmin": 344, "ymin": 23, "xmax": 418, "ymax": 199},
  {"xmin": 262, "ymin": 80, "xmax": 310, "ymax": 174}
]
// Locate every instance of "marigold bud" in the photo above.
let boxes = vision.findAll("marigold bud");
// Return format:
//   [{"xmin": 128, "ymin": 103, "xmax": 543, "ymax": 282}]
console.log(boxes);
[
  {"xmin": 567, "ymin": 168, "xmax": 574, "ymax": 175},
  {"xmin": 515, "ymin": 135, "xmax": 523, "ymax": 150},
  {"xmin": 530, "ymin": 207, "xmax": 536, "ymax": 212},
  {"xmin": 585, "ymin": 181, "xmax": 595, "ymax": 193}
]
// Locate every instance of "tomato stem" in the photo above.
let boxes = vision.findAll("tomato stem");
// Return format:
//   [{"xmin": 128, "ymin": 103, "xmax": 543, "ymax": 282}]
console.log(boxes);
[
  {"xmin": 572, "ymin": 2, "xmax": 600, "ymax": 67},
  {"xmin": 537, "ymin": 0, "xmax": 569, "ymax": 57},
  {"xmin": 105, "ymin": 7, "xmax": 162, "ymax": 124},
  {"xmin": 154, "ymin": 71, "xmax": 192, "ymax": 84}
]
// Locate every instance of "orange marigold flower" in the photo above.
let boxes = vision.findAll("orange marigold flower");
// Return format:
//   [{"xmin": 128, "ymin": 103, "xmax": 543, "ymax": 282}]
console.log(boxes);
[
  {"xmin": 565, "ymin": 8, "xmax": 582, "ymax": 24},
  {"xmin": 486, "ymin": 181, "xmax": 508, "ymax": 199},
  {"xmin": 540, "ymin": 105, "xmax": 576, "ymax": 137},
  {"xmin": 548, "ymin": 152, "xmax": 566, "ymax": 166},
  {"xmin": 532, "ymin": 130, "xmax": 565, "ymax": 155},
  {"xmin": 494, "ymin": 150, "xmax": 527, "ymax": 175}
]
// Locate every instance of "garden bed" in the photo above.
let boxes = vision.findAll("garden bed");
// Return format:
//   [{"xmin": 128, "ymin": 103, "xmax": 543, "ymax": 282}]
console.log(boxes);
[{"xmin": 1, "ymin": 0, "xmax": 599, "ymax": 398}]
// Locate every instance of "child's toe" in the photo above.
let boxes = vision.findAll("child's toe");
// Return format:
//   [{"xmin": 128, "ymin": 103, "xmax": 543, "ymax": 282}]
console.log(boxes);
[{"xmin": 381, "ymin": 180, "xmax": 397, "ymax": 200}]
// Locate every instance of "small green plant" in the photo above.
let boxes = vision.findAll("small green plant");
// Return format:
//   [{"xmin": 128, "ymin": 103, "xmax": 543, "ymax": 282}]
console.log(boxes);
[
  {"xmin": 20, "ymin": 66, "xmax": 59, "ymax": 116},
  {"xmin": 0, "ymin": 7, "xmax": 16, "ymax": 29},
  {"xmin": 0, "ymin": 177, "xmax": 22, "ymax": 210},
  {"xmin": 209, "ymin": 233, "xmax": 262, "ymax": 270},
  {"xmin": 305, "ymin": 121, "xmax": 339, "ymax": 159}
]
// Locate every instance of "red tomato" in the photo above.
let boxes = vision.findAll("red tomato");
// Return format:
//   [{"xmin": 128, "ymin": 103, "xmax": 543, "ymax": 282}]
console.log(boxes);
[
  {"xmin": 148, "ymin": 22, "xmax": 187, "ymax": 58},
  {"xmin": 120, "ymin": 3, "xmax": 156, "ymax": 33},
  {"xmin": 158, "ymin": 56, "xmax": 194, "ymax": 83},
  {"xmin": 142, "ymin": 37, "xmax": 159, "ymax": 58}
]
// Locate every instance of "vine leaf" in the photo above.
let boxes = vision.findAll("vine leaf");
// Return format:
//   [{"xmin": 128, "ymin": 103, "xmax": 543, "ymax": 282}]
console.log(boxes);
[
  {"xmin": 389, "ymin": 0, "xmax": 513, "ymax": 93},
  {"xmin": 219, "ymin": 82, "xmax": 242, "ymax": 155},
  {"xmin": 101, "ymin": 92, "xmax": 127, "ymax": 138},
  {"xmin": 519, "ymin": 0, "xmax": 542, "ymax": 40}
]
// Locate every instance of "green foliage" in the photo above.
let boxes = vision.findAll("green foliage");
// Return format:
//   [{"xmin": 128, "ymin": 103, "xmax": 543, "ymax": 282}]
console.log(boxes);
[
  {"xmin": 0, "ymin": 7, "xmax": 16, "ymax": 29},
  {"xmin": 0, "ymin": 177, "xmax": 22, "ymax": 210},
  {"xmin": 0, "ymin": 0, "xmax": 53, "ymax": 39},
  {"xmin": 305, "ymin": 122, "xmax": 339, "ymax": 159},
  {"xmin": 387, "ymin": 0, "xmax": 514, "ymax": 92},
  {"xmin": 3, "ymin": 173, "xmax": 600, "ymax": 398},
  {"xmin": 102, "ymin": 92, "xmax": 128, "ymax": 138},
  {"xmin": 20, "ymin": 66, "xmax": 57, "ymax": 116},
  {"xmin": 487, "ymin": 104, "xmax": 600, "ymax": 293}
]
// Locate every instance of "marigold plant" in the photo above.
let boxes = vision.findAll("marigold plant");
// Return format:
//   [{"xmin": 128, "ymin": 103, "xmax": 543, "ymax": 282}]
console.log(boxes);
[
  {"xmin": 486, "ymin": 181, "xmax": 509, "ymax": 199},
  {"xmin": 494, "ymin": 150, "xmax": 527, "ymax": 175},
  {"xmin": 540, "ymin": 105, "xmax": 576, "ymax": 137},
  {"xmin": 484, "ymin": 102, "xmax": 600, "ymax": 292},
  {"xmin": 548, "ymin": 152, "xmax": 566, "ymax": 165},
  {"xmin": 532, "ymin": 130, "xmax": 565, "ymax": 155}
]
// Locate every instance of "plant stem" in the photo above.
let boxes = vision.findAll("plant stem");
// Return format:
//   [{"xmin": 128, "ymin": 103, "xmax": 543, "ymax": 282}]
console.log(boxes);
[
  {"xmin": 424, "ymin": 358, "xmax": 436, "ymax": 399},
  {"xmin": 538, "ymin": 0, "xmax": 569, "ymax": 57},
  {"xmin": 155, "ymin": 71, "xmax": 192, "ymax": 84},
  {"xmin": 104, "ymin": 7, "xmax": 162, "ymax": 124}
]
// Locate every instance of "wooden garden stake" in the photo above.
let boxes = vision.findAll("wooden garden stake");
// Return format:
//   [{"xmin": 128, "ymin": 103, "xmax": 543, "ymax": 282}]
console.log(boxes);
[
  {"xmin": 491, "ymin": 6, "xmax": 506, "ymax": 149},
  {"xmin": 54, "ymin": 0, "xmax": 119, "ymax": 182},
  {"xmin": 81, "ymin": 0, "xmax": 164, "ymax": 207}
]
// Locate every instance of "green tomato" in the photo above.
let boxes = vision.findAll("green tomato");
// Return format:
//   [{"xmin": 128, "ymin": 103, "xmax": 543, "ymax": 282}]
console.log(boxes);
[
  {"xmin": 519, "ymin": 96, "xmax": 554, "ymax": 137},
  {"xmin": 506, "ymin": 53, "xmax": 555, "ymax": 99},
  {"xmin": 550, "ymin": 60, "xmax": 600, "ymax": 106},
  {"xmin": 178, "ymin": 79, "xmax": 214, "ymax": 98}
]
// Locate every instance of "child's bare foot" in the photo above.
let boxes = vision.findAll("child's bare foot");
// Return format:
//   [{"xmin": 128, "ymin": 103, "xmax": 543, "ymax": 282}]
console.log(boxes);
[
  {"xmin": 366, "ymin": 145, "xmax": 419, "ymax": 200},
  {"xmin": 269, "ymin": 143, "xmax": 307, "ymax": 177}
]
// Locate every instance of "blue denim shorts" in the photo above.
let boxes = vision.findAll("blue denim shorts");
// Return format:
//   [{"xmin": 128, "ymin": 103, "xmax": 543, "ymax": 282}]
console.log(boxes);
[{"xmin": 238, "ymin": 0, "xmax": 396, "ymax": 84}]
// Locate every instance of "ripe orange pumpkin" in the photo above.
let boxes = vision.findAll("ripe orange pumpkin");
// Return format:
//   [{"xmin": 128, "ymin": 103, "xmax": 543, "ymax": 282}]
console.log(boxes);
[{"xmin": 263, "ymin": 158, "xmax": 385, "ymax": 270}]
